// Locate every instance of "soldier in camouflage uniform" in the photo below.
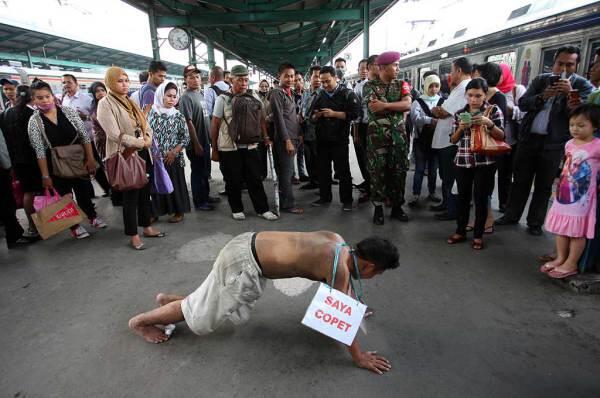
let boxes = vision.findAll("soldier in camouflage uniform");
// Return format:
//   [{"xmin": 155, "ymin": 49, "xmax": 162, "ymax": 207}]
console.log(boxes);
[{"xmin": 362, "ymin": 51, "xmax": 413, "ymax": 225}]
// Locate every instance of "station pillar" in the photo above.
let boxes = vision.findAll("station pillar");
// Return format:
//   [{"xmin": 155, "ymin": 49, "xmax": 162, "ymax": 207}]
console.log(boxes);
[
  {"xmin": 189, "ymin": 37, "xmax": 197, "ymax": 66},
  {"xmin": 206, "ymin": 39, "xmax": 215, "ymax": 69},
  {"xmin": 223, "ymin": 51, "xmax": 228, "ymax": 70},
  {"xmin": 363, "ymin": 0, "xmax": 370, "ymax": 58},
  {"xmin": 148, "ymin": 7, "xmax": 161, "ymax": 61}
]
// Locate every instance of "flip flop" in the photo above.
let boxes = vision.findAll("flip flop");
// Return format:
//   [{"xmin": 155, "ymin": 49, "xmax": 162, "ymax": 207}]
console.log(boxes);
[
  {"xmin": 472, "ymin": 239, "xmax": 484, "ymax": 250},
  {"xmin": 539, "ymin": 263, "xmax": 556, "ymax": 273},
  {"xmin": 548, "ymin": 269, "xmax": 578, "ymax": 279},
  {"xmin": 283, "ymin": 207, "xmax": 304, "ymax": 214},
  {"xmin": 484, "ymin": 225, "xmax": 495, "ymax": 234},
  {"xmin": 143, "ymin": 232, "xmax": 166, "ymax": 238},
  {"xmin": 465, "ymin": 225, "xmax": 474, "ymax": 232},
  {"xmin": 130, "ymin": 242, "xmax": 146, "ymax": 251}
]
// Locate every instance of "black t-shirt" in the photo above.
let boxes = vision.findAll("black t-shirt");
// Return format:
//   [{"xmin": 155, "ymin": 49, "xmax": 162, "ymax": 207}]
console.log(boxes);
[
  {"xmin": 489, "ymin": 91, "xmax": 508, "ymax": 125},
  {"xmin": 41, "ymin": 107, "xmax": 79, "ymax": 149}
]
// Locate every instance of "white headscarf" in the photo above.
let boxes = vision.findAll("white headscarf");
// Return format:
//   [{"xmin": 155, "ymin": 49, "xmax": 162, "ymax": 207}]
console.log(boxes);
[{"xmin": 152, "ymin": 80, "xmax": 179, "ymax": 116}]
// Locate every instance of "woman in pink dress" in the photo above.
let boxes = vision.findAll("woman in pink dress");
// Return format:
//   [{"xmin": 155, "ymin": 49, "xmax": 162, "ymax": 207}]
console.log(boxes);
[{"xmin": 542, "ymin": 104, "xmax": 600, "ymax": 278}]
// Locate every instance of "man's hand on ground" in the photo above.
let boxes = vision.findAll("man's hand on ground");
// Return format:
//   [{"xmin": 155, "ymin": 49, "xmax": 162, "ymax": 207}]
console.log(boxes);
[{"xmin": 353, "ymin": 351, "xmax": 391, "ymax": 375}]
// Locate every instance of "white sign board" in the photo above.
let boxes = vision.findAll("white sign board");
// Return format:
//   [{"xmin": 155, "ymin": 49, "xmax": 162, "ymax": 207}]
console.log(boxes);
[{"xmin": 301, "ymin": 283, "xmax": 367, "ymax": 346}]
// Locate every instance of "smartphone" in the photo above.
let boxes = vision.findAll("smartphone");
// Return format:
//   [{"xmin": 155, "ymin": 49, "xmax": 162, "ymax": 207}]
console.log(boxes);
[{"xmin": 549, "ymin": 75, "xmax": 560, "ymax": 85}]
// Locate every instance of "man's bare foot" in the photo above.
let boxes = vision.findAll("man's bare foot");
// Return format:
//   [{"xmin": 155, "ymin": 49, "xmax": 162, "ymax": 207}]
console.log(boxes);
[
  {"xmin": 155, "ymin": 293, "xmax": 184, "ymax": 307},
  {"xmin": 128, "ymin": 316, "xmax": 170, "ymax": 344}
]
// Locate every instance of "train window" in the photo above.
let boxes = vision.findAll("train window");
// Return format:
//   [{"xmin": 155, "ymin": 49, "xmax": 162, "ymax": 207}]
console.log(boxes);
[
  {"xmin": 418, "ymin": 67, "xmax": 431, "ymax": 90},
  {"xmin": 540, "ymin": 43, "xmax": 580, "ymax": 74},
  {"xmin": 487, "ymin": 52, "xmax": 517, "ymax": 73},
  {"xmin": 586, "ymin": 39, "xmax": 600, "ymax": 75},
  {"xmin": 439, "ymin": 63, "xmax": 451, "ymax": 76}
]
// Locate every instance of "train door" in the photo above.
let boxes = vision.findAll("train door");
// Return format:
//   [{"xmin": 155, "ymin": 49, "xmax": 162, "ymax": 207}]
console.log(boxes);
[{"xmin": 418, "ymin": 67, "xmax": 431, "ymax": 91}]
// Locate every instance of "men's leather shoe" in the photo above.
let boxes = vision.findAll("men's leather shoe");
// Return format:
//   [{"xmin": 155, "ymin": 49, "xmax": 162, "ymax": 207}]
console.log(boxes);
[
  {"xmin": 430, "ymin": 204, "xmax": 447, "ymax": 212},
  {"xmin": 391, "ymin": 206, "xmax": 409, "ymax": 222},
  {"xmin": 527, "ymin": 226, "xmax": 543, "ymax": 236},
  {"xmin": 373, "ymin": 205, "xmax": 384, "ymax": 225},
  {"xmin": 434, "ymin": 212, "xmax": 456, "ymax": 221},
  {"xmin": 495, "ymin": 216, "xmax": 518, "ymax": 226}
]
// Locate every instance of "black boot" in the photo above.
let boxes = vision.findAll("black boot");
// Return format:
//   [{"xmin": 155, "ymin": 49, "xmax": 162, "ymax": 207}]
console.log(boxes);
[
  {"xmin": 373, "ymin": 205, "xmax": 384, "ymax": 225},
  {"xmin": 391, "ymin": 206, "xmax": 409, "ymax": 222}
]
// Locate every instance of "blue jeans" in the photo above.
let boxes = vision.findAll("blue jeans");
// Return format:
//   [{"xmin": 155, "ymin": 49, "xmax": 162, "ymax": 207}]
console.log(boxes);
[
  {"xmin": 412, "ymin": 141, "xmax": 437, "ymax": 196},
  {"xmin": 186, "ymin": 146, "xmax": 211, "ymax": 207}
]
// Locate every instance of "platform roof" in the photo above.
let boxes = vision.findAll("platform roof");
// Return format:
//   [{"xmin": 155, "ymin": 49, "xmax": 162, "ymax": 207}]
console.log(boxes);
[
  {"xmin": 0, "ymin": 23, "xmax": 187, "ymax": 73},
  {"xmin": 122, "ymin": 0, "xmax": 398, "ymax": 75}
]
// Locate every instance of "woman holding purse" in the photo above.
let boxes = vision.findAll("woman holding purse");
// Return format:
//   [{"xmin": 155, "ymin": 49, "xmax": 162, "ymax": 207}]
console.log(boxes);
[
  {"xmin": 147, "ymin": 81, "xmax": 191, "ymax": 223},
  {"xmin": 96, "ymin": 67, "xmax": 164, "ymax": 250},
  {"xmin": 446, "ymin": 78, "xmax": 505, "ymax": 250},
  {"xmin": 27, "ymin": 79, "xmax": 106, "ymax": 240}
]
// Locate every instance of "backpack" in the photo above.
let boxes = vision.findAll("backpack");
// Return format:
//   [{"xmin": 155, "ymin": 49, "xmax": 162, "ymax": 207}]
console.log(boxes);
[
  {"xmin": 210, "ymin": 85, "xmax": 227, "ymax": 97},
  {"xmin": 223, "ymin": 91, "xmax": 263, "ymax": 145},
  {"xmin": 415, "ymin": 97, "xmax": 445, "ymax": 150}
]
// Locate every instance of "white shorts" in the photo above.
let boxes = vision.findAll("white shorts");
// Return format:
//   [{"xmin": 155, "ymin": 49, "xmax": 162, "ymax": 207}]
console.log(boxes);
[{"xmin": 181, "ymin": 232, "xmax": 267, "ymax": 335}]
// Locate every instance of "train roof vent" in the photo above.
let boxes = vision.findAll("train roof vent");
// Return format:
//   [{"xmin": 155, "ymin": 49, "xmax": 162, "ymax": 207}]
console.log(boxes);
[
  {"xmin": 454, "ymin": 28, "xmax": 467, "ymax": 39},
  {"xmin": 428, "ymin": 39, "xmax": 437, "ymax": 47},
  {"xmin": 508, "ymin": 4, "xmax": 531, "ymax": 20}
]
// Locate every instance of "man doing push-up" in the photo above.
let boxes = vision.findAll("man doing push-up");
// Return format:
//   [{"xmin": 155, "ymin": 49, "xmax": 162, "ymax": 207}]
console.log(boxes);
[{"xmin": 128, "ymin": 231, "xmax": 399, "ymax": 374}]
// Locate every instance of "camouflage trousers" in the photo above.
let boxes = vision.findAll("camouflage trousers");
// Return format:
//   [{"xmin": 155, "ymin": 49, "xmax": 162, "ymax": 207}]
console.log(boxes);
[{"xmin": 367, "ymin": 143, "xmax": 408, "ymax": 207}]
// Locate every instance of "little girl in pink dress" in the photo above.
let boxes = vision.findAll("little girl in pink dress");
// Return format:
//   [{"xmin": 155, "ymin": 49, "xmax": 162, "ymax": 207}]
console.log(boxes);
[{"xmin": 542, "ymin": 104, "xmax": 600, "ymax": 279}]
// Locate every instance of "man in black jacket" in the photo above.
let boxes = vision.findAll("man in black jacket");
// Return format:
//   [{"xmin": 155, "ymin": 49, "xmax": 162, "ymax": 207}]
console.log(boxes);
[
  {"xmin": 310, "ymin": 66, "xmax": 361, "ymax": 211},
  {"xmin": 495, "ymin": 46, "xmax": 594, "ymax": 235}
]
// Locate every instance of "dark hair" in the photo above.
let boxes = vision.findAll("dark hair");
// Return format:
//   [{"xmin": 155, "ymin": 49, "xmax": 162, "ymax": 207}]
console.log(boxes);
[
  {"xmin": 148, "ymin": 60, "xmax": 167, "ymax": 73},
  {"xmin": 224, "ymin": 70, "xmax": 230, "ymax": 75},
  {"xmin": 88, "ymin": 81, "xmax": 106, "ymax": 109},
  {"xmin": 294, "ymin": 71, "xmax": 303, "ymax": 77},
  {"xmin": 422, "ymin": 71, "xmax": 438, "ymax": 79},
  {"xmin": 62, "ymin": 73, "xmax": 77, "ymax": 84},
  {"xmin": 466, "ymin": 77, "xmax": 488, "ymax": 93},
  {"xmin": 452, "ymin": 57, "xmax": 473, "ymax": 75},
  {"xmin": 273, "ymin": 79, "xmax": 280, "ymax": 85},
  {"xmin": 473, "ymin": 62, "xmax": 501, "ymax": 87},
  {"xmin": 570, "ymin": 103, "xmax": 600, "ymax": 129},
  {"xmin": 210, "ymin": 66, "xmax": 224, "ymax": 79},
  {"xmin": 320, "ymin": 65, "xmax": 336, "ymax": 76},
  {"xmin": 367, "ymin": 54, "xmax": 379, "ymax": 67},
  {"xmin": 354, "ymin": 237, "xmax": 399, "ymax": 270},
  {"xmin": 14, "ymin": 85, "xmax": 31, "ymax": 110},
  {"xmin": 554, "ymin": 46, "xmax": 581, "ymax": 64},
  {"xmin": 139, "ymin": 71, "xmax": 149, "ymax": 83},
  {"xmin": 278, "ymin": 62, "xmax": 295, "ymax": 76},
  {"xmin": 164, "ymin": 82, "xmax": 178, "ymax": 94},
  {"xmin": 358, "ymin": 58, "xmax": 368, "ymax": 67},
  {"xmin": 30, "ymin": 78, "xmax": 53, "ymax": 95},
  {"xmin": 334, "ymin": 57, "xmax": 346, "ymax": 65},
  {"xmin": 259, "ymin": 79, "xmax": 269, "ymax": 85},
  {"xmin": 309, "ymin": 65, "xmax": 322, "ymax": 75}
]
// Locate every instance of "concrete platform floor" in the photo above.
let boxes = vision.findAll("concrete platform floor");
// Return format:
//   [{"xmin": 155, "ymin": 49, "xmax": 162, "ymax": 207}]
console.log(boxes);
[{"xmin": 2, "ymin": 163, "xmax": 600, "ymax": 398}]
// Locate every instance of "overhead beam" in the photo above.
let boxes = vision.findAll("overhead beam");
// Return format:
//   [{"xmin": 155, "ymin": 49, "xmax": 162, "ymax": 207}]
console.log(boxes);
[
  {"xmin": 45, "ymin": 42, "xmax": 85, "ymax": 57},
  {"xmin": 156, "ymin": 9, "xmax": 363, "ymax": 27}
]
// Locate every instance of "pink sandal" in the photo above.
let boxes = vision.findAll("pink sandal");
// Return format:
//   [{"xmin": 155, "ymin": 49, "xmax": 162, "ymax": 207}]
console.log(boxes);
[
  {"xmin": 547, "ymin": 269, "xmax": 578, "ymax": 279},
  {"xmin": 539, "ymin": 263, "xmax": 556, "ymax": 273}
]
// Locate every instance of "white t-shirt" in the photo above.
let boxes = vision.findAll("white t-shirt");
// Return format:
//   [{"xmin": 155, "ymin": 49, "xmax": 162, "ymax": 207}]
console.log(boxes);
[{"xmin": 431, "ymin": 78, "xmax": 470, "ymax": 149}]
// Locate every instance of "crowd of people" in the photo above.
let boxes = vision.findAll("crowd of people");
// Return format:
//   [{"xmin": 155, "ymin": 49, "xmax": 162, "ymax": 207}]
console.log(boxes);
[{"xmin": 1, "ymin": 45, "xmax": 600, "ymax": 278}]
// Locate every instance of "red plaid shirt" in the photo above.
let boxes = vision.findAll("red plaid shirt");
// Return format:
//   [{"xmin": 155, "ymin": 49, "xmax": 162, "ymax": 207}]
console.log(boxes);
[{"xmin": 452, "ymin": 103, "xmax": 504, "ymax": 168}]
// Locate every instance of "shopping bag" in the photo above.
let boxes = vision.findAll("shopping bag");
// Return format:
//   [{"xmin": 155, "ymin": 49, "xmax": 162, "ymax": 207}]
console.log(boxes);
[
  {"xmin": 33, "ymin": 188, "xmax": 61, "ymax": 212},
  {"xmin": 151, "ymin": 139, "xmax": 174, "ymax": 195},
  {"xmin": 31, "ymin": 194, "xmax": 85, "ymax": 240},
  {"xmin": 301, "ymin": 283, "xmax": 367, "ymax": 346},
  {"xmin": 11, "ymin": 173, "xmax": 23, "ymax": 209}
]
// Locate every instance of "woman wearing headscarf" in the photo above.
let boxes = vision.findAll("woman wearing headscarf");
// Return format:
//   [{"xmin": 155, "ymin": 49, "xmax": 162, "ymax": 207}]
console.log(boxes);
[
  {"xmin": 96, "ymin": 67, "xmax": 164, "ymax": 250},
  {"xmin": 496, "ymin": 63, "xmax": 526, "ymax": 213},
  {"xmin": 147, "ymin": 81, "xmax": 191, "ymax": 223}
]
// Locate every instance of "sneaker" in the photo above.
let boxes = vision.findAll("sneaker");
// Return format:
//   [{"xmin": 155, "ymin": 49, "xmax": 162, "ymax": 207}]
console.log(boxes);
[
  {"xmin": 342, "ymin": 202, "xmax": 353, "ymax": 212},
  {"xmin": 427, "ymin": 194, "xmax": 442, "ymax": 203},
  {"xmin": 373, "ymin": 205, "xmax": 384, "ymax": 225},
  {"xmin": 70, "ymin": 225, "xmax": 90, "ymax": 239},
  {"xmin": 90, "ymin": 217, "xmax": 107, "ymax": 229},
  {"xmin": 391, "ymin": 206, "xmax": 409, "ymax": 222},
  {"xmin": 311, "ymin": 198, "xmax": 332, "ymax": 207},
  {"xmin": 259, "ymin": 211, "xmax": 279, "ymax": 221},
  {"xmin": 22, "ymin": 226, "xmax": 40, "ymax": 239},
  {"xmin": 195, "ymin": 203, "xmax": 215, "ymax": 211},
  {"xmin": 219, "ymin": 189, "xmax": 227, "ymax": 196},
  {"xmin": 408, "ymin": 196, "xmax": 419, "ymax": 208},
  {"xmin": 232, "ymin": 212, "xmax": 246, "ymax": 221}
]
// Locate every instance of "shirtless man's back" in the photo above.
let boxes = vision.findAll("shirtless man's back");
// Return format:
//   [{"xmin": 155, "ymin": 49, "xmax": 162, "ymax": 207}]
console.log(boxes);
[{"xmin": 128, "ymin": 231, "xmax": 398, "ymax": 374}]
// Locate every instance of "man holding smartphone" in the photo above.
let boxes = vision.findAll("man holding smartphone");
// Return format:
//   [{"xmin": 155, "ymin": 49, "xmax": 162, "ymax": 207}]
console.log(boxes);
[{"xmin": 495, "ymin": 46, "xmax": 594, "ymax": 236}]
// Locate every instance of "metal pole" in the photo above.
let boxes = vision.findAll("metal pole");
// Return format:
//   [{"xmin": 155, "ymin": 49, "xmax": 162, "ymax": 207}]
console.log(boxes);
[
  {"xmin": 223, "ymin": 51, "xmax": 228, "ymax": 70},
  {"xmin": 27, "ymin": 50, "xmax": 33, "ymax": 68},
  {"xmin": 148, "ymin": 7, "xmax": 161, "ymax": 60},
  {"xmin": 206, "ymin": 39, "xmax": 215, "ymax": 69},
  {"xmin": 329, "ymin": 47, "xmax": 334, "ymax": 66},
  {"xmin": 363, "ymin": 0, "xmax": 370, "ymax": 58},
  {"xmin": 190, "ymin": 37, "xmax": 197, "ymax": 66}
]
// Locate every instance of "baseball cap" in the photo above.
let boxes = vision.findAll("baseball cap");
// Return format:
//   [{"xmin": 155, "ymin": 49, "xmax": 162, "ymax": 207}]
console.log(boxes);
[
  {"xmin": 0, "ymin": 78, "xmax": 19, "ymax": 86},
  {"xmin": 183, "ymin": 65, "xmax": 201, "ymax": 77}
]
